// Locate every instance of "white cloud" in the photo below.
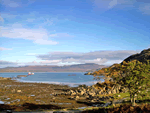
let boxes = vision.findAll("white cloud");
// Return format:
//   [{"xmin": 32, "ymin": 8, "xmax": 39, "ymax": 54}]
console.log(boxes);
[
  {"xmin": 25, "ymin": 53, "xmax": 38, "ymax": 56},
  {"xmin": 8, "ymin": 2, "xmax": 19, "ymax": 7},
  {"xmin": 1, "ymin": 0, "xmax": 20, "ymax": 8},
  {"xmin": 0, "ymin": 47, "xmax": 12, "ymax": 51},
  {"xmin": 92, "ymin": 0, "xmax": 150, "ymax": 15},
  {"xmin": 40, "ymin": 60, "xmax": 62, "ymax": 64},
  {"xmin": 1, "ymin": 0, "xmax": 36, "ymax": 8},
  {"xmin": 92, "ymin": 0, "xmax": 136, "ymax": 11},
  {"xmin": 27, "ymin": 0, "xmax": 36, "ymax": 5},
  {"xmin": 44, "ymin": 19, "xmax": 53, "ymax": 26},
  {"xmin": 37, "ymin": 50, "xmax": 140, "ymax": 65},
  {"xmin": 49, "ymin": 33, "xmax": 74, "ymax": 38},
  {"xmin": 62, "ymin": 57, "xmax": 108, "ymax": 65},
  {"xmin": 26, "ymin": 18, "xmax": 35, "ymax": 22},
  {"xmin": 1, "ymin": 13, "xmax": 18, "ymax": 19},
  {"xmin": 0, "ymin": 23, "xmax": 58, "ymax": 45},
  {"xmin": 0, "ymin": 60, "xmax": 16, "ymax": 64},
  {"xmin": 0, "ymin": 49, "xmax": 142, "ymax": 68},
  {"xmin": 49, "ymin": 34, "xmax": 57, "ymax": 37},
  {"xmin": 139, "ymin": 3, "xmax": 150, "ymax": 15},
  {"xmin": 0, "ymin": 16, "xmax": 4, "ymax": 22},
  {"xmin": 108, "ymin": 0, "xmax": 118, "ymax": 9},
  {"xmin": 33, "ymin": 39, "xmax": 58, "ymax": 45}
]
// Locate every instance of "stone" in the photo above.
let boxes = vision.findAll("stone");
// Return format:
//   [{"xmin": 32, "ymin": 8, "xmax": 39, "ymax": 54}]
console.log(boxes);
[
  {"xmin": 11, "ymin": 89, "xmax": 16, "ymax": 93},
  {"xmin": 17, "ymin": 90, "xmax": 21, "ymax": 93},
  {"xmin": 80, "ymin": 91, "xmax": 85, "ymax": 95},
  {"xmin": 75, "ymin": 96, "xmax": 79, "ymax": 100},
  {"xmin": 86, "ymin": 96, "xmax": 90, "ymax": 99},
  {"xmin": 69, "ymin": 96, "xmax": 75, "ymax": 100},
  {"xmin": 112, "ymin": 89, "xmax": 116, "ymax": 94},
  {"xmin": 70, "ymin": 90, "xmax": 76, "ymax": 96},
  {"xmin": 107, "ymin": 90, "xmax": 111, "ymax": 95}
]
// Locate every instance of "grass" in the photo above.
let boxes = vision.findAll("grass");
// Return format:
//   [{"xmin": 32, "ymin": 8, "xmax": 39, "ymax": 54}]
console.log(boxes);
[{"xmin": 113, "ymin": 92, "xmax": 130, "ymax": 100}]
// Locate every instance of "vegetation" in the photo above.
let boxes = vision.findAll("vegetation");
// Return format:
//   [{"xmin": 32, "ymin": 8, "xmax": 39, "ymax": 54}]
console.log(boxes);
[
  {"xmin": 81, "ymin": 103, "xmax": 150, "ymax": 113},
  {"xmin": 94, "ymin": 60, "xmax": 150, "ymax": 106}
]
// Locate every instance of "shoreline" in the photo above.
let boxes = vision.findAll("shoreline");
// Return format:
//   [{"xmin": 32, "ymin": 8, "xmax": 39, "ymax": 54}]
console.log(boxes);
[
  {"xmin": 0, "ymin": 72, "xmax": 99, "ymax": 87},
  {"xmin": 15, "ymin": 79, "xmax": 99, "ymax": 87},
  {"xmin": 0, "ymin": 77, "xmax": 111, "ymax": 112},
  {"xmin": 0, "ymin": 77, "xmax": 149, "ymax": 112}
]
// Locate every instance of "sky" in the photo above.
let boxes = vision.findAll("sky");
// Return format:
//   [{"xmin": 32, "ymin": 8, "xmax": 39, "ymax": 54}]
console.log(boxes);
[{"xmin": 0, "ymin": 0, "xmax": 150, "ymax": 68}]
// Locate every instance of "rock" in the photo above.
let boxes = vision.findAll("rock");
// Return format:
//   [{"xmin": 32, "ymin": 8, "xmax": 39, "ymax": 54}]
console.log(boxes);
[
  {"xmin": 103, "ymin": 87, "xmax": 106, "ymax": 91},
  {"xmin": 86, "ymin": 95, "xmax": 90, "ymax": 99},
  {"xmin": 112, "ymin": 89, "xmax": 116, "ymax": 94},
  {"xmin": 107, "ymin": 90, "xmax": 111, "ymax": 95},
  {"xmin": 80, "ymin": 91, "xmax": 85, "ymax": 95},
  {"xmin": 17, "ymin": 90, "xmax": 22, "ymax": 93},
  {"xmin": 117, "ymin": 89, "xmax": 120, "ymax": 93},
  {"xmin": 75, "ymin": 96, "xmax": 80, "ymax": 100},
  {"xmin": 84, "ymin": 72, "xmax": 92, "ymax": 75},
  {"xmin": 91, "ymin": 99, "xmax": 97, "ymax": 103},
  {"xmin": 0, "ymin": 77, "xmax": 11, "ymax": 80},
  {"xmin": 11, "ymin": 89, "xmax": 16, "ymax": 93},
  {"xmin": 69, "ymin": 96, "xmax": 75, "ymax": 100},
  {"xmin": 91, "ymin": 93, "xmax": 96, "ymax": 97},
  {"xmin": 71, "ymin": 92, "xmax": 76, "ymax": 96},
  {"xmin": 17, "ymin": 75, "xmax": 28, "ymax": 78}
]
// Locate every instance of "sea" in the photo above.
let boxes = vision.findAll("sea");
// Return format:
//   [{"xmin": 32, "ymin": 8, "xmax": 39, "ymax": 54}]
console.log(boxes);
[{"xmin": 0, "ymin": 72, "xmax": 104, "ymax": 87}]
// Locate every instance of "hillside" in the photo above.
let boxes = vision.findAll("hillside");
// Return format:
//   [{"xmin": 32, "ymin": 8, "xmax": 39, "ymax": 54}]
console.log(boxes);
[
  {"xmin": 93, "ymin": 48, "xmax": 150, "ymax": 75},
  {"xmin": 121, "ymin": 48, "xmax": 150, "ymax": 64},
  {"xmin": 0, "ymin": 63, "xmax": 106, "ymax": 72}
]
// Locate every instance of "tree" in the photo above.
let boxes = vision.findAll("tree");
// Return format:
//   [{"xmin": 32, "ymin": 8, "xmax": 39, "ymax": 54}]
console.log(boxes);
[{"xmin": 94, "ymin": 60, "xmax": 150, "ymax": 106}]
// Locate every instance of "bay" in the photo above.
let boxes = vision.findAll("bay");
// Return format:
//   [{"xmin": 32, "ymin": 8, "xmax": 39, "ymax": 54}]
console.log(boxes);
[{"xmin": 0, "ymin": 72, "xmax": 104, "ymax": 87}]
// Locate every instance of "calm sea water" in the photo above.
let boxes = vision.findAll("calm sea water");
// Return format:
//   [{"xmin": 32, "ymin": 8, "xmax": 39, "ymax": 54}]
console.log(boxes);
[{"xmin": 0, "ymin": 72, "xmax": 104, "ymax": 87}]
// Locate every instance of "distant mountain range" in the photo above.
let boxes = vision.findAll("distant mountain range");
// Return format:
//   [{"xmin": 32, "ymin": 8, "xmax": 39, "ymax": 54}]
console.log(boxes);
[{"xmin": 0, "ymin": 63, "xmax": 106, "ymax": 72}]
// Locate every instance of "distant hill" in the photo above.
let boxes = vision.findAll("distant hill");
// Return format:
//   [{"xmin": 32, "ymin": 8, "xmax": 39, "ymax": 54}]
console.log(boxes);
[
  {"xmin": 92, "ymin": 48, "xmax": 150, "ymax": 75},
  {"xmin": 0, "ymin": 63, "xmax": 106, "ymax": 72},
  {"xmin": 121, "ymin": 48, "xmax": 150, "ymax": 64}
]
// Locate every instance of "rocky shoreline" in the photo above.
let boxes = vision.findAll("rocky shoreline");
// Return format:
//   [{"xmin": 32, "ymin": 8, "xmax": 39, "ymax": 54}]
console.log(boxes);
[
  {"xmin": 52, "ymin": 81, "xmax": 128, "ymax": 106},
  {"xmin": 0, "ymin": 77, "xmax": 130, "ymax": 112}
]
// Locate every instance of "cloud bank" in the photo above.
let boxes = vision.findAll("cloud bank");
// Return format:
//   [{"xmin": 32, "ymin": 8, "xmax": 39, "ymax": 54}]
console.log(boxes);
[
  {"xmin": 92, "ymin": 0, "xmax": 150, "ymax": 15},
  {"xmin": 1, "ymin": 0, "xmax": 20, "ymax": 8},
  {"xmin": 0, "ymin": 47, "xmax": 12, "ymax": 51},
  {"xmin": 0, "ymin": 60, "xmax": 18, "ymax": 68},
  {"xmin": 92, "ymin": 0, "xmax": 136, "ymax": 10},
  {"xmin": 37, "ymin": 50, "xmax": 140, "ymax": 65},
  {"xmin": 139, "ymin": 3, "xmax": 150, "ymax": 15},
  {"xmin": 0, "ymin": 50, "xmax": 141, "ymax": 68}
]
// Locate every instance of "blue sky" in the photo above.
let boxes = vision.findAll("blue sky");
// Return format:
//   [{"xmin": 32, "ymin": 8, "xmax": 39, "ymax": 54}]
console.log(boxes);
[{"xmin": 0, "ymin": 0, "xmax": 150, "ymax": 68}]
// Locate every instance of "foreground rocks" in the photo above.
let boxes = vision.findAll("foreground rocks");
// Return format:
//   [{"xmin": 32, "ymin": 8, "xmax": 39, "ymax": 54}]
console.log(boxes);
[
  {"xmin": 57, "ymin": 82, "xmax": 128, "ymax": 97},
  {"xmin": 52, "ymin": 81, "xmax": 128, "ymax": 107},
  {"xmin": 0, "ymin": 77, "xmax": 11, "ymax": 80},
  {"xmin": 0, "ymin": 78, "xmax": 129, "ymax": 112}
]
